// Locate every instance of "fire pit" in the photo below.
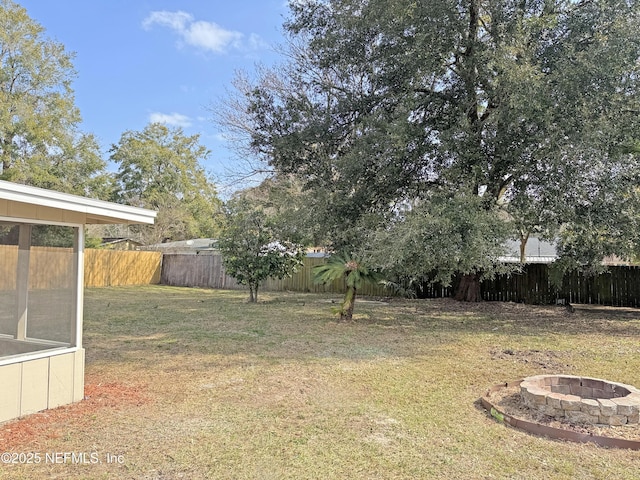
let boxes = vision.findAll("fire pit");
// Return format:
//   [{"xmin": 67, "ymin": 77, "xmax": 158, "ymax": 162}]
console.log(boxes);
[{"xmin": 520, "ymin": 375, "xmax": 640, "ymax": 426}]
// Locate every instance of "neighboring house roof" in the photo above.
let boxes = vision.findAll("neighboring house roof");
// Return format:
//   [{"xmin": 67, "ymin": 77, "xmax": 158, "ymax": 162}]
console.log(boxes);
[
  {"xmin": 501, "ymin": 237, "xmax": 638, "ymax": 266},
  {"xmin": 143, "ymin": 238, "xmax": 217, "ymax": 254},
  {"xmin": 146, "ymin": 240, "xmax": 326, "ymax": 257},
  {"xmin": 0, "ymin": 180, "xmax": 157, "ymax": 225},
  {"xmin": 500, "ymin": 238, "xmax": 558, "ymax": 264}
]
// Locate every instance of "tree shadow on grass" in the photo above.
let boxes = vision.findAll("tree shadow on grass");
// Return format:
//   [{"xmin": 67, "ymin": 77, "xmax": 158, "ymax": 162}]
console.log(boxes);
[{"xmin": 376, "ymin": 298, "xmax": 640, "ymax": 338}]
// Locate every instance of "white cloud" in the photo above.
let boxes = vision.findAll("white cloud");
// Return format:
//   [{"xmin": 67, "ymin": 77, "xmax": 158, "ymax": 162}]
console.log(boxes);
[
  {"xmin": 142, "ymin": 11, "xmax": 192, "ymax": 31},
  {"xmin": 185, "ymin": 20, "xmax": 243, "ymax": 52},
  {"xmin": 142, "ymin": 10, "xmax": 260, "ymax": 54},
  {"xmin": 149, "ymin": 112, "xmax": 192, "ymax": 128}
]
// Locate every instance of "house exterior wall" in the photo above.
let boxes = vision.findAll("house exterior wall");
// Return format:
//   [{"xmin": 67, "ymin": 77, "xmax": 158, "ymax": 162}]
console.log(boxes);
[{"xmin": 0, "ymin": 348, "xmax": 84, "ymax": 423}]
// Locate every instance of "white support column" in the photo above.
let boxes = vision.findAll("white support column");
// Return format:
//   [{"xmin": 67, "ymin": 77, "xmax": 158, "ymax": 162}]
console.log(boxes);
[
  {"xmin": 71, "ymin": 226, "xmax": 84, "ymax": 348},
  {"xmin": 15, "ymin": 224, "xmax": 31, "ymax": 340}
]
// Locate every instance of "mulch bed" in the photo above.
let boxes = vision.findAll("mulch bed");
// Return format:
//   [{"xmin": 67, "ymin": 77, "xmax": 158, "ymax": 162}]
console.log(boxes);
[{"xmin": 0, "ymin": 379, "xmax": 149, "ymax": 450}]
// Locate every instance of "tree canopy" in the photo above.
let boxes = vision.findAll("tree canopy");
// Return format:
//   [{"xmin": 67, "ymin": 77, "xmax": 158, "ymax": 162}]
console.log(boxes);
[
  {"xmin": 366, "ymin": 192, "xmax": 514, "ymax": 301},
  {"xmin": 0, "ymin": 0, "xmax": 109, "ymax": 196},
  {"xmin": 110, "ymin": 123, "xmax": 222, "ymax": 244},
  {"xmin": 220, "ymin": 0, "xmax": 640, "ymax": 299}
]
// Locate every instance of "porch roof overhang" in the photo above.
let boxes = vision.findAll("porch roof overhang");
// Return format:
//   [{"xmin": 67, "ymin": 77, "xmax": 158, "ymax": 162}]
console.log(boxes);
[{"xmin": 0, "ymin": 180, "xmax": 156, "ymax": 225}]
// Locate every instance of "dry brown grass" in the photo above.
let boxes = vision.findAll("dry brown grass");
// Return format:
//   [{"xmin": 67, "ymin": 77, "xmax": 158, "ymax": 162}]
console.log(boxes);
[{"xmin": 1, "ymin": 286, "xmax": 640, "ymax": 479}]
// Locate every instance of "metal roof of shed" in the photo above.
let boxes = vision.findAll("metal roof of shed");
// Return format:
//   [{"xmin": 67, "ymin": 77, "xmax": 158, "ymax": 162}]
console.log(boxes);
[{"xmin": 0, "ymin": 180, "xmax": 156, "ymax": 225}]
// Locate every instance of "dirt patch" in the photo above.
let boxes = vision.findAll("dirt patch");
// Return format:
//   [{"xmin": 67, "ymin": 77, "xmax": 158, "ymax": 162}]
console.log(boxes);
[
  {"xmin": 487, "ymin": 385, "xmax": 640, "ymax": 442},
  {"xmin": 490, "ymin": 349, "xmax": 573, "ymax": 371},
  {"xmin": 0, "ymin": 378, "xmax": 149, "ymax": 451}
]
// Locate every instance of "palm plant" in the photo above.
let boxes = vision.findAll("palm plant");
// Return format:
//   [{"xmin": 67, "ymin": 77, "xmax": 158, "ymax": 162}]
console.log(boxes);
[{"xmin": 313, "ymin": 253, "xmax": 382, "ymax": 321}]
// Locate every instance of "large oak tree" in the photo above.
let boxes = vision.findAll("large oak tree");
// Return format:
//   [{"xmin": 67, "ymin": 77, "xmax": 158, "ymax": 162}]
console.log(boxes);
[{"xmin": 222, "ymin": 0, "xmax": 640, "ymax": 300}]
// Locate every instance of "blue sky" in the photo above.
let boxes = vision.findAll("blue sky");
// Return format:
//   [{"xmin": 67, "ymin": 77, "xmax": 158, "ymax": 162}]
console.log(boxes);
[{"xmin": 17, "ymin": 0, "xmax": 289, "ymax": 190}]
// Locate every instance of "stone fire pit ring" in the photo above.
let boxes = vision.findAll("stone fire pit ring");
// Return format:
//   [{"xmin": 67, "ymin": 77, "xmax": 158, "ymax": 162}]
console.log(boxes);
[{"xmin": 521, "ymin": 375, "xmax": 640, "ymax": 426}]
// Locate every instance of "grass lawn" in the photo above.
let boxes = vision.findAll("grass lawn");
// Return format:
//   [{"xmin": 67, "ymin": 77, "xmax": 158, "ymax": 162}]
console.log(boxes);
[{"xmin": 1, "ymin": 285, "xmax": 640, "ymax": 479}]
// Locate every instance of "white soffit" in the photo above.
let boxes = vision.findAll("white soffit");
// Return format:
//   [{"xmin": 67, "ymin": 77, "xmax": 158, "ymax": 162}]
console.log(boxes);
[{"xmin": 0, "ymin": 180, "xmax": 157, "ymax": 225}]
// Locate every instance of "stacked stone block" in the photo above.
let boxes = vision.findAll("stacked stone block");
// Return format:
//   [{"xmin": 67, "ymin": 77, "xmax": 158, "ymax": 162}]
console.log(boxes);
[{"xmin": 520, "ymin": 375, "xmax": 640, "ymax": 426}]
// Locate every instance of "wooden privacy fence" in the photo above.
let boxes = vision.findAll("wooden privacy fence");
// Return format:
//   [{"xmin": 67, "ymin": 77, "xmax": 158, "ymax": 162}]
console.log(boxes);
[
  {"xmin": 160, "ymin": 254, "xmax": 389, "ymax": 296},
  {"xmin": 0, "ymin": 246, "xmax": 74, "ymax": 289},
  {"xmin": 161, "ymin": 254, "xmax": 640, "ymax": 307},
  {"xmin": 479, "ymin": 264, "xmax": 640, "ymax": 307},
  {"xmin": 0, "ymin": 246, "xmax": 162, "ymax": 289},
  {"xmin": 84, "ymin": 249, "xmax": 162, "ymax": 287}
]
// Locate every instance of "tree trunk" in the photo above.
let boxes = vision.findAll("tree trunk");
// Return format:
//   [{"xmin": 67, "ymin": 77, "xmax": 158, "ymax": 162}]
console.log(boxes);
[
  {"xmin": 519, "ymin": 231, "xmax": 530, "ymax": 264},
  {"xmin": 454, "ymin": 273, "xmax": 482, "ymax": 302},
  {"xmin": 248, "ymin": 284, "xmax": 258, "ymax": 303},
  {"xmin": 1, "ymin": 143, "xmax": 12, "ymax": 178},
  {"xmin": 340, "ymin": 286, "xmax": 356, "ymax": 321}
]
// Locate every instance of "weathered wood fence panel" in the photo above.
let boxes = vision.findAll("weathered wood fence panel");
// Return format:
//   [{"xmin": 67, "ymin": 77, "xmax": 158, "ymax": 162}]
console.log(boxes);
[
  {"xmin": 479, "ymin": 264, "xmax": 640, "ymax": 307},
  {"xmin": 410, "ymin": 264, "xmax": 640, "ymax": 307},
  {"xmin": 160, "ymin": 254, "xmax": 390, "ymax": 296},
  {"xmin": 481, "ymin": 264, "xmax": 552, "ymax": 304},
  {"xmin": 161, "ymin": 254, "xmax": 241, "ymax": 290}
]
